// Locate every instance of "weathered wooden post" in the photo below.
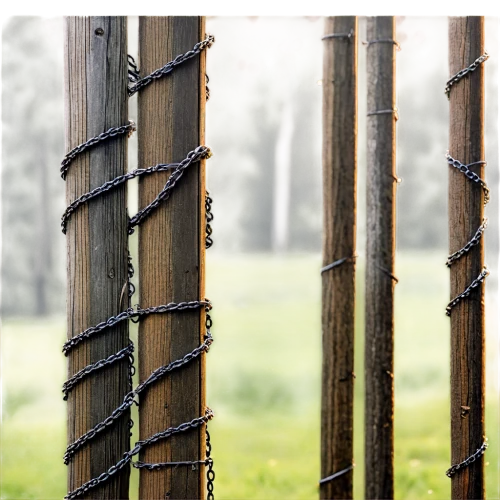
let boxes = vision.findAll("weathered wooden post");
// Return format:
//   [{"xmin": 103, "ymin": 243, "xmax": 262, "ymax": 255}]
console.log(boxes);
[
  {"xmin": 320, "ymin": 15, "xmax": 357, "ymax": 500},
  {"xmin": 63, "ymin": 16, "xmax": 131, "ymax": 498},
  {"xmin": 136, "ymin": 16, "xmax": 209, "ymax": 499},
  {"xmin": 446, "ymin": 16, "xmax": 488, "ymax": 500},
  {"xmin": 364, "ymin": 16, "xmax": 397, "ymax": 500}
]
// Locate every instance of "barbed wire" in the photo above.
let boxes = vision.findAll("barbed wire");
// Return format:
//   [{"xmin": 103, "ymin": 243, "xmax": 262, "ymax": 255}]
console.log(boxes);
[{"xmin": 62, "ymin": 33, "xmax": 216, "ymax": 499}]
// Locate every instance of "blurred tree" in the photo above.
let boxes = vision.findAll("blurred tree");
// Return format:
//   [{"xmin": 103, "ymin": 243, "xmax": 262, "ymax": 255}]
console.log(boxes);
[
  {"xmin": 2, "ymin": 16, "xmax": 65, "ymax": 316},
  {"xmin": 289, "ymin": 79, "xmax": 322, "ymax": 251}
]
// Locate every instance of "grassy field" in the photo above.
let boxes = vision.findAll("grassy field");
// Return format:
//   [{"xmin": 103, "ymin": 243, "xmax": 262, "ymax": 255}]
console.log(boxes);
[{"xmin": 1, "ymin": 252, "xmax": 498, "ymax": 499}]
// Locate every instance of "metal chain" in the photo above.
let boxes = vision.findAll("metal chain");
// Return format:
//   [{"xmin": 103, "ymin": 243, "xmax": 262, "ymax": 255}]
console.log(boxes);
[
  {"xmin": 63, "ymin": 300, "xmax": 210, "ymax": 355},
  {"xmin": 446, "ymin": 439, "xmax": 488, "ymax": 478},
  {"xmin": 133, "ymin": 459, "xmax": 209, "ymax": 470},
  {"xmin": 446, "ymin": 266, "xmax": 489, "ymax": 316},
  {"xmin": 447, "ymin": 217, "xmax": 488, "ymax": 267},
  {"xmin": 62, "ymin": 343, "xmax": 134, "ymax": 400},
  {"xmin": 205, "ymin": 191, "xmax": 214, "ymax": 249},
  {"xmin": 445, "ymin": 153, "xmax": 490, "ymax": 204},
  {"xmin": 129, "ymin": 146, "xmax": 212, "ymax": 234},
  {"xmin": 445, "ymin": 52, "xmax": 489, "ymax": 98},
  {"xmin": 128, "ymin": 34, "xmax": 215, "ymax": 96},
  {"xmin": 61, "ymin": 161, "xmax": 178, "ymax": 233},
  {"xmin": 65, "ymin": 409, "xmax": 214, "ymax": 500},
  {"xmin": 62, "ymin": 34, "xmax": 216, "ymax": 500},
  {"xmin": 206, "ymin": 427, "xmax": 215, "ymax": 500},
  {"xmin": 64, "ymin": 331, "xmax": 213, "ymax": 465},
  {"xmin": 60, "ymin": 121, "xmax": 136, "ymax": 180},
  {"xmin": 128, "ymin": 55, "xmax": 140, "ymax": 83}
]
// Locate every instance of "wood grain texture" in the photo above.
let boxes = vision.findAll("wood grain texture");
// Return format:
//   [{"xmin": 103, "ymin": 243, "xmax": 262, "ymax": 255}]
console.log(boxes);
[
  {"xmin": 320, "ymin": 16, "xmax": 357, "ymax": 500},
  {"xmin": 64, "ymin": 16, "xmax": 130, "ymax": 499},
  {"xmin": 448, "ymin": 16, "xmax": 486, "ymax": 500},
  {"xmin": 137, "ymin": 16, "xmax": 206, "ymax": 500},
  {"xmin": 364, "ymin": 16, "xmax": 396, "ymax": 500}
]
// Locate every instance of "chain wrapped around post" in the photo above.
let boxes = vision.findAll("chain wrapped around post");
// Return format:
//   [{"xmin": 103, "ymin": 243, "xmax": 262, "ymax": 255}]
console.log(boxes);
[
  {"xmin": 61, "ymin": 34, "xmax": 216, "ymax": 499},
  {"xmin": 445, "ymin": 37, "xmax": 489, "ymax": 482}
]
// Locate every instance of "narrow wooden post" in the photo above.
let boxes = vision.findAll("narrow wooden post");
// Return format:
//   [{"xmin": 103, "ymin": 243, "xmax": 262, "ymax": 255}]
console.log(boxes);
[
  {"xmin": 137, "ymin": 17, "xmax": 207, "ymax": 499},
  {"xmin": 448, "ymin": 17, "xmax": 486, "ymax": 500},
  {"xmin": 320, "ymin": 16, "xmax": 357, "ymax": 500},
  {"xmin": 364, "ymin": 16, "xmax": 397, "ymax": 500},
  {"xmin": 64, "ymin": 16, "xmax": 130, "ymax": 498}
]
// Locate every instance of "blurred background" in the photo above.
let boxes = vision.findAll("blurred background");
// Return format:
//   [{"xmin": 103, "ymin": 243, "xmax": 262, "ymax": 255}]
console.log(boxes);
[{"xmin": 1, "ymin": 15, "xmax": 499, "ymax": 500}]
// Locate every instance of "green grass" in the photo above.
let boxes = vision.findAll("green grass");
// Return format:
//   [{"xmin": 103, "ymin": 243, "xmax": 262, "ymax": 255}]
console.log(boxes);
[{"xmin": 1, "ymin": 253, "xmax": 498, "ymax": 499}]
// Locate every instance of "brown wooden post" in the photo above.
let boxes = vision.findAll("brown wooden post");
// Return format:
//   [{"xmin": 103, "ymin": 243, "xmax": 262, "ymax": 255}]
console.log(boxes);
[
  {"xmin": 320, "ymin": 15, "xmax": 357, "ymax": 500},
  {"xmin": 64, "ymin": 16, "xmax": 130, "ymax": 498},
  {"xmin": 364, "ymin": 16, "xmax": 397, "ymax": 500},
  {"xmin": 137, "ymin": 16, "xmax": 207, "ymax": 499},
  {"xmin": 448, "ymin": 16, "xmax": 486, "ymax": 500}
]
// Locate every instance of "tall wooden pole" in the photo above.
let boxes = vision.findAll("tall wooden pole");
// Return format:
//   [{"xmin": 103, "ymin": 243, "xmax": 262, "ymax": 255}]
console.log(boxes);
[
  {"xmin": 364, "ymin": 16, "xmax": 397, "ymax": 500},
  {"xmin": 320, "ymin": 16, "xmax": 357, "ymax": 500},
  {"xmin": 64, "ymin": 16, "xmax": 130, "ymax": 498},
  {"xmin": 137, "ymin": 17, "xmax": 207, "ymax": 499},
  {"xmin": 448, "ymin": 17, "xmax": 486, "ymax": 500}
]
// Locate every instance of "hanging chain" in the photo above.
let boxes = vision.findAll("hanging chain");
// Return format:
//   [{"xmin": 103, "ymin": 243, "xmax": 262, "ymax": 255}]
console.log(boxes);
[
  {"xmin": 205, "ymin": 191, "xmax": 214, "ymax": 249},
  {"xmin": 206, "ymin": 427, "xmax": 215, "ymax": 500},
  {"xmin": 62, "ymin": 34, "xmax": 216, "ymax": 499}
]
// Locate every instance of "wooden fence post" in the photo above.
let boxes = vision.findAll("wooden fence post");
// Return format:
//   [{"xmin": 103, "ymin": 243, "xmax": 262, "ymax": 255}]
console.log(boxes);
[
  {"xmin": 320, "ymin": 15, "xmax": 357, "ymax": 500},
  {"xmin": 364, "ymin": 16, "xmax": 397, "ymax": 500},
  {"xmin": 448, "ymin": 16, "xmax": 487, "ymax": 500},
  {"xmin": 137, "ymin": 16, "xmax": 207, "ymax": 499},
  {"xmin": 64, "ymin": 16, "xmax": 130, "ymax": 498}
]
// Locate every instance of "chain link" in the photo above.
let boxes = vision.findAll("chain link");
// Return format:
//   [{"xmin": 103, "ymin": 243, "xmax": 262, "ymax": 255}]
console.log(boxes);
[
  {"xmin": 445, "ymin": 153, "xmax": 489, "ymax": 204},
  {"xmin": 128, "ymin": 146, "xmax": 212, "ymax": 234},
  {"xmin": 206, "ymin": 428, "xmax": 215, "ymax": 500},
  {"xmin": 60, "ymin": 121, "xmax": 136, "ymax": 180},
  {"xmin": 128, "ymin": 34, "xmax": 215, "ymax": 96},
  {"xmin": 446, "ymin": 439, "xmax": 488, "ymax": 478},
  {"xmin": 447, "ymin": 218, "xmax": 488, "ymax": 267},
  {"xmin": 63, "ymin": 300, "xmax": 210, "ymax": 355},
  {"xmin": 445, "ymin": 52, "xmax": 489, "ymax": 98},
  {"xmin": 446, "ymin": 267, "xmax": 489, "ymax": 316},
  {"xmin": 61, "ymin": 161, "xmax": 178, "ymax": 233},
  {"xmin": 62, "ymin": 343, "xmax": 134, "ymax": 400},
  {"xmin": 205, "ymin": 191, "xmax": 214, "ymax": 249}
]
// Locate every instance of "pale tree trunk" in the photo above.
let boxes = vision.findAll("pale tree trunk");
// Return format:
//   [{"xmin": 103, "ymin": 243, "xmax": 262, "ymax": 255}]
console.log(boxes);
[{"xmin": 273, "ymin": 83, "xmax": 294, "ymax": 253}]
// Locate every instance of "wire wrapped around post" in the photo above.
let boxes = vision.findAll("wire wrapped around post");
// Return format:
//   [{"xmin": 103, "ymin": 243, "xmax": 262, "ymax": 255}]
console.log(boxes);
[
  {"xmin": 446, "ymin": 16, "xmax": 488, "ymax": 500},
  {"xmin": 364, "ymin": 16, "xmax": 399, "ymax": 500},
  {"xmin": 320, "ymin": 15, "xmax": 357, "ymax": 500},
  {"xmin": 61, "ymin": 18, "xmax": 215, "ymax": 499}
]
